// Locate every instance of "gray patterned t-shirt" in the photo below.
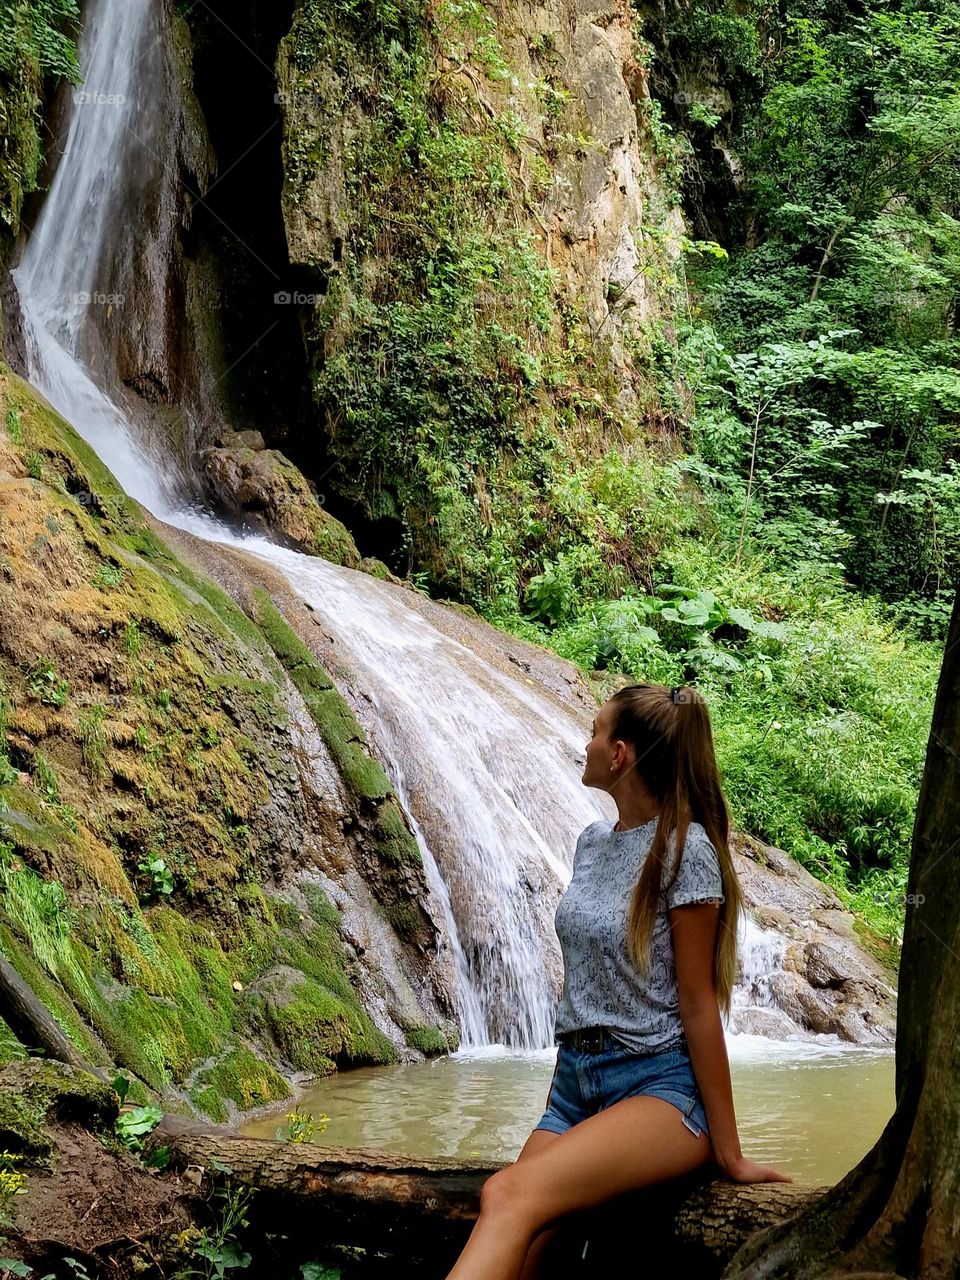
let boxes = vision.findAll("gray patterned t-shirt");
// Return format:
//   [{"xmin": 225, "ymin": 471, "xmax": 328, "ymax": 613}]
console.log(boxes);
[{"xmin": 553, "ymin": 817, "xmax": 725, "ymax": 1054}]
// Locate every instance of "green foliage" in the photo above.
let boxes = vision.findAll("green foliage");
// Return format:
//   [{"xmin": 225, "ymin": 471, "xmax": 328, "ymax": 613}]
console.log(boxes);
[
  {"xmin": 0, "ymin": 839, "xmax": 90, "ymax": 997},
  {"xmin": 0, "ymin": 1149, "xmax": 28, "ymax": 1227},
  {"xmin": 0, "ymin": 1, "xmax": 81, "ymax": 80},
  {"xmin": 274, "ymin": 1106, "xmax": 328, "ymax": 1143},
  {"xmin": 114, "ymin": 1098, "xmax": 164, "ymax": 1157},
  {"xmin": 26, "ymin": 659, "xmax": 68, "ymax": 708},
  {"xmin": 92, "ymin": 561, "xmax": 125, "ymax": 589},
  {"xmin": 78, "ymin": 702, "xmax": 107, "ymax": 781},
  {"xmin": 173, "ymin": 1165, "xmax": 254, "ymax": 1280},
  {"xmin": 4, "ymin": 403, "xmax": 22, "ymax": 444},
  {"xmin": 0, "ymin": 1, "xmax": 81, "ymax": 231},
  {"xmin": 657, "ymin": 0, "xmax": 960, "ymax": 632},
  {"xmin": 123, "ymin": 619, "xmax": 142, "ymax": 659},
  {"xmin": 137, "ymin": 852, "xmax": 174, "ymax": 901}
]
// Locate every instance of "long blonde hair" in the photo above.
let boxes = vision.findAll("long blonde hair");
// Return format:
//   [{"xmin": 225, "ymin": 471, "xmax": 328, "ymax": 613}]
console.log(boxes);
[{"xmin": 608, "ymin": 682, "xmax": 742, "ymax": 1016}]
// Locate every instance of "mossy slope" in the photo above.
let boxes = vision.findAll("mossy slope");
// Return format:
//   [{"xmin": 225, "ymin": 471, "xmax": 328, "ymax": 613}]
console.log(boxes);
[{"xmin": 0, "ymin": 366, "xmax": 452, "ymax": 1119}]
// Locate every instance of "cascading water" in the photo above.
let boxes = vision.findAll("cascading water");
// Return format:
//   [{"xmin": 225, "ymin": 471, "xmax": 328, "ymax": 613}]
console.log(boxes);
[
  {"xmin": 10, "ymin": 0, "xmax": 808, "ymax": 1052},
  {"xmin": 11, "ymin": 0, "xmax": 613, "ymax": 1049}
]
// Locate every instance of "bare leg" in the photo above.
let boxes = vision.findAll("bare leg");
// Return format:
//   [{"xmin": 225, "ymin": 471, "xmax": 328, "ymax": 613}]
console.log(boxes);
[
  {"xmin": 517, "ymin": 1224, "xmax": 559, "ymax": 1280},
  {"xmin": 445, "ymin": 1096, "xmax": 712, "ymax": 1280},
  {"xmin": 514, "ymin": 1130, "xmax": 561, "ymax": 1280}
]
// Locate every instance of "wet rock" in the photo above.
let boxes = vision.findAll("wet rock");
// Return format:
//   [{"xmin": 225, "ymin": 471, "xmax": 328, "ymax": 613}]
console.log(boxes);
[
  {"xmin": 198, "ymin": 441, "xmax": 361, "ymax": 568},
  {"xmin": 733, "ymin": 833, "xmax": 898, "ymax": 1044},
  {"xmin": 219, "ymin": 428, "xmax": 265, "ymax": 451},
  {"xmin": 728, "ymin": 1005, "xmax": 818, "ymax": 1041}
]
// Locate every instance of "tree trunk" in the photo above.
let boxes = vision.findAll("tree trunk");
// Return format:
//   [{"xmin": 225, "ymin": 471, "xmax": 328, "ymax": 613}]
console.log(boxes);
[
  {"xmin": 0, "ymin": 953, "xmax": 108, "ymax": 1079},
  {"xmin": 156, "ymin": 1115, "xmax": 825, "ymax": 1274},
  {"xmin": 720, "ymin": 589, "xmax": 960, "ymax": 1280}
]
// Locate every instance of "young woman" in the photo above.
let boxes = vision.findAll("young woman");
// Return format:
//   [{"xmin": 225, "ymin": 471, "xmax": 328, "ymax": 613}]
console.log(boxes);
[{"xmin": 446, "ymin": 682, "xmax": 792, "ymax": 1280}]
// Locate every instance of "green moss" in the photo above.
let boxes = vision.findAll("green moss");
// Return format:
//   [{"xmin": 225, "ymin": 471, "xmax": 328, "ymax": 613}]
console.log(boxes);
[
  {"xmin": 189, "ymin": 1045, "xmax": 290, "ymax": 1117},
  {"xmin": 252, "ymin": 591, "xmax": 422, "ymax": 870},
  {"xmin": 247, "ymin": 970, "xmax": 395, "ymax": 1075},
  {"xmin": 359, "ymin": 557, "xmax": 394, "ymax": 580},
  {"xmin": 0, "ymin": 922, "xmax": 106, "ymax": 1067},
  {"xmin": 851, "ymin": 915, "xmax": 901, "ymax": 981},
  {"xmin": 302, "ymin": 883, "xmax": 340, "ymax": 930},
  {"xmin": 384, "ymin": 902, "xmax": 424, "ymax": 942},
  {"xmin": 0, "ymin": 1059, "xmax": 117, "ymax": 1167},
  {"xmin": 404, "ymin": 1025, "xmax": 450, "ymax": 1056}
]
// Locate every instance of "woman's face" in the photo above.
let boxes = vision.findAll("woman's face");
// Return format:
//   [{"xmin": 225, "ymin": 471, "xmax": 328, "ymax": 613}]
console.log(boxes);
[{"xmin": 582, "ymin": 701, "xmax": 619, "ymax": 787}]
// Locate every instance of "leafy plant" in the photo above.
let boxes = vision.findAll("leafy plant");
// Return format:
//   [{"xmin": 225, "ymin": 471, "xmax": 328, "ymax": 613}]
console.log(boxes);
[
  {"xmin": 123, "ymin": 619, "xmax": 141, "ymax": 659},
  {"xmin": 31, "ymin": 752, "xmax": 59, "ymax": 802},
  {"xmin": 115, "ymin": 1103, "xmax": 163, "ymax": 1151},
  {"xmin": 26, "ymin": 659, "xmax": 68, "ymax": 708},
  {"xmin": 4, "ymin": 404, "xmax": 21, "ymax": 444},
  {"xmin": 173, "ymin": 1163, "xmax": 254, "ymax": 1280},
  {"xmin": 274, "ymin": 1107, "xmax": 328, "ymax": 1144},
  {"xmin": 137, "ymin": 852, "xmax": 174, "ymax": 901},
  {"xmin": 91, "ymin": 561, "xmax": 124, "ymax": 588},
  {"xmin": 78, "ymin": 703, "xmax": 107, "ymax": 781},
  {"xmin": 0, "ymin": 1150, "xmax": 27, "ymax": 1227}
]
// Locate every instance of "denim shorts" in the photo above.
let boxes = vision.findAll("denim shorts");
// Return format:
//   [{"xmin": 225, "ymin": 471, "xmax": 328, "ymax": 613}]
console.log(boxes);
[{"xmin": 534, "ymin": 1039, "xmax": 709, "ymax": 1140}]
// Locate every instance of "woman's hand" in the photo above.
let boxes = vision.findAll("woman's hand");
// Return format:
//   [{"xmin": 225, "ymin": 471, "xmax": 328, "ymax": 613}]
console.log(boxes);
[{"xmin": 718, "ymin": 1154, "xmax": 793, "ymax": 1183}]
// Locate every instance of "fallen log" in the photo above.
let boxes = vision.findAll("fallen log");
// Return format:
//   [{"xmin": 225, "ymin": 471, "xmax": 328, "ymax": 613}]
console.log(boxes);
[
  {"xmin": 0, "ymin": 953, "xmax": 109, "ymax": 1080},
  {"xmin": 154, "ymin": 1115, "xmax": 828, "ymax": 1276}
]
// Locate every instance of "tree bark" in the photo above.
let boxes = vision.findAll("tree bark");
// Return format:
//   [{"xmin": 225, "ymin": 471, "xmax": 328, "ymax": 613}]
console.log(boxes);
[
  {"xmin": 0, "ymin": 952, "xmax": 107, "ymax": 1078},
  {"xmin": 720, "ymin": 589, "xmax": 960, "ymax": 1280},
  {"xmin": 154, "ymin": 1115, "xmax": 825, "ymax": 1274}
]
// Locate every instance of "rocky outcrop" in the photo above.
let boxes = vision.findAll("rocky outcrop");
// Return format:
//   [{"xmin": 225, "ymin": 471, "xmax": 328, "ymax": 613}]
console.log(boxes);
[
  {"xmin": 199, "ymin": 431, "xmax": 363, "ymax": 567},
  {"xmin": 0, "ymin": 366, "xmax": 456, "ymax": 1121},
  {"xmin": 277, "ymin": 0, "xmax": 682, "ymax": 409},
  {"xmin": 732, "ymin": 834, "xmax": 898, "ymax": 1044}
]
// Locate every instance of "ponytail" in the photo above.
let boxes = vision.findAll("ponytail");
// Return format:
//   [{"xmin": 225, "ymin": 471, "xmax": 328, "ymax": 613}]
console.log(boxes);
[{"xmin": 609, "ymin": 683, "xmax": 743, "ymax": 1017}]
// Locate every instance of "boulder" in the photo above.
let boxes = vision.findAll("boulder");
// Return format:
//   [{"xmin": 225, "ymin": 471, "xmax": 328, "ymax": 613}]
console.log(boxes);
[
  {"xmin": 199, "ymin": 442, "xmax": 362, "ymax": 568},
  {"xmin": 733, "ymin": 833, "xmax": 898, "ymax": 1044}
]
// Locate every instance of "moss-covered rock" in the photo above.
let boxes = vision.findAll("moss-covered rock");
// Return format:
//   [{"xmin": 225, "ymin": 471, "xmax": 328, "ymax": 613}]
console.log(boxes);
[
  {"xmin": 0, "ymin": 1059, "xmax": 117, "ymax": 1165},
  {"xmin": 199, "ymin": 440, "xmax": 363, "ymax": 568},
  {"xmin": 403, "ymin": 1024, "xmax": 452, "ymax": 1056},
  {"xmin": 250, "ymin": 590, "xmax": 443, "ymax": 956},
  {"xmin": 266, "ymin": 0, "xmax": 681, "ymax": 608},
  {"xmin": 187, "ymin": 1044, "xmax": 291, "ymax": 1123},
  {"xmin": 0, "ymin": 366, "xmax": 452, "ymax": 1118}
]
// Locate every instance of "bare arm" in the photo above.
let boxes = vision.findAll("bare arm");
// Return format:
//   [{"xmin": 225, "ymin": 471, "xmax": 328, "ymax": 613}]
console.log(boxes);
[{"xmin": 670, "ymin": 901, "xmax": 792, "ymax": 1183}]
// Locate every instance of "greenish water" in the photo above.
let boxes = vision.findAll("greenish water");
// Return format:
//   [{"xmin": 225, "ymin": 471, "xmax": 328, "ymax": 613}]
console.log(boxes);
[{"xmin": 240, "ymin": 1036, "xmax": 895, "ymax": 1186}]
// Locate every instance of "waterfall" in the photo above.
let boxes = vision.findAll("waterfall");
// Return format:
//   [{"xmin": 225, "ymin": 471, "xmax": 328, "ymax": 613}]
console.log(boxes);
[
  {"xmin": 10, "ymin": 0, "xmax": 613, "ymax": 1049},
  {"xmin": 9, "ymin": 0, "xmax": 809, "ymax": 1052}
]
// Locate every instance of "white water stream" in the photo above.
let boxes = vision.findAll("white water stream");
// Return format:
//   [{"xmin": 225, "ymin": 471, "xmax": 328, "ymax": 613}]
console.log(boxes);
[{"xmin": 11, "ymin": 0, "xmax": 811, "ymax": 1052}]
